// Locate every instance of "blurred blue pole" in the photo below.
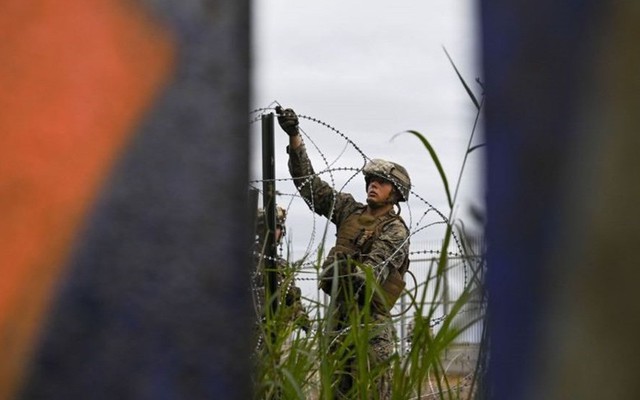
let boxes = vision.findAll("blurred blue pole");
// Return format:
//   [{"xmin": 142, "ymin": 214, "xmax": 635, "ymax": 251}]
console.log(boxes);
[{"xmin": 481, "ymin": 1, "xmax": 604, "ymax": 398}]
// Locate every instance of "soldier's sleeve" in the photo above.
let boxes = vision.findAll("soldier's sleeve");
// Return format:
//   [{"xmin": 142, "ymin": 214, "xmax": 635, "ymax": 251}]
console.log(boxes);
[
  {"xmin": 361, "ymin": 220, "xmax": 410, "ymax": 283},
  {"xmin": 287, "ymin": 142, "xmax": 355, "ymax": 223}
]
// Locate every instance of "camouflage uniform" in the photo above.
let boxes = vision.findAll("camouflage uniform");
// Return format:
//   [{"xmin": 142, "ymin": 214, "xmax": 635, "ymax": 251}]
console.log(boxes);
[
  {"xmin": 252, "ymin": 208, "xmax": 309, "ymax": 355},
  {"xmin": 287, "ymin": 143, "xmax": 410, "ymax": 400},
  {"xmin": 251, "ymin": 254, "xmax": 308, "ymax": 333}
]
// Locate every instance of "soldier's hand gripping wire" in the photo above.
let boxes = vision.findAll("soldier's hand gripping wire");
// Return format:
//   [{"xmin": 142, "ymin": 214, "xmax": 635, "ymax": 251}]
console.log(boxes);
[{"xmin": 275, "ymin": 106, "xmax": 300, "ymax": 136}]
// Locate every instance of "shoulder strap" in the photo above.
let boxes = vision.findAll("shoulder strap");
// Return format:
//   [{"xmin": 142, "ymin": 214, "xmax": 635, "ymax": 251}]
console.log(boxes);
[{"xmin": 375, "ymin": 214, "xmax": 410, "ymax": 274}]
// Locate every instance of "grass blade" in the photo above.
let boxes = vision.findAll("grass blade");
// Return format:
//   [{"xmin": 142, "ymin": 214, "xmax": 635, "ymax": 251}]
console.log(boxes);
[
  {"xmin": 442, "ymin": 46, "xmax": 480, "ymax": 110},
  {"xmin": 394, "ymin": 130, "xmax": 453, "ymax": 208},
  {"xmin": 467, "ymin": 143, "xmax": 486, "ymax": 154}
]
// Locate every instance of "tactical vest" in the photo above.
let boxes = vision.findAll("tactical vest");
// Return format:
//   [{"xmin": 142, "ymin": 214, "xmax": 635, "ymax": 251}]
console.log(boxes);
[{"xmin": 323, "ymin": 207, "xmax": 409, "ymax": 312}]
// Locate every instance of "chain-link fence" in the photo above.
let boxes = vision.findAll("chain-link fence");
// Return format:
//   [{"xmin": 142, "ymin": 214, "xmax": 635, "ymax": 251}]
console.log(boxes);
[{"xmin": 394, "ymin": 236, "xmax": 486, "ymax": 374}]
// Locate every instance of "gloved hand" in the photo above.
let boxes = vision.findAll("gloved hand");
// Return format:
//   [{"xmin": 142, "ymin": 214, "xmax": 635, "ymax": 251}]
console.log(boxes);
[
  {"xmin": 319, "ymin": 252, "xmax": 348, "ymax": 294},
  {"xmin": 296, "ymin": 312, "xmax": 312, "ymax": 334},
  {"xmin": 275, "ymin": 106, "xmax": 300, "ymax": 136},
  {"xmin": 318, "ymin": 253, "xmax": 366, "ymax": 297}
]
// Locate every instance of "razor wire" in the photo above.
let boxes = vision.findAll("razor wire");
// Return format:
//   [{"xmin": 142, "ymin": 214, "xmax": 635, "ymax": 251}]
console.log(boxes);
[{"xmin": 249, "ymin": 102, "xmax": 484, "ymax": 332}]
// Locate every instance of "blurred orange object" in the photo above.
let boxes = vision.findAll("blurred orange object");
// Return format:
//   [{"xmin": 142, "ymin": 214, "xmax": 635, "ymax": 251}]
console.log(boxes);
[{"xmin": 0, "ymin": 0, "xmax": 174, "ymax": 397}]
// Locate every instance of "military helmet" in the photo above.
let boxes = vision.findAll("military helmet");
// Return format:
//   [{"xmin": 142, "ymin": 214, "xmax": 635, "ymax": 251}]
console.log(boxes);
[
  {"xmin": 363, "ymin": 159, "xmax": 411, "ymax": 202},
  {"xmin": 256, "ymin": 205, "xmax": 287, "ymax": 238}
]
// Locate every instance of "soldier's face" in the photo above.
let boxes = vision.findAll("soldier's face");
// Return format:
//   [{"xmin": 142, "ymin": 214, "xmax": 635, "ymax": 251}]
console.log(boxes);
[{"xmin": 367, "ymin": 178, "xmax": 394, "ymax": 204}]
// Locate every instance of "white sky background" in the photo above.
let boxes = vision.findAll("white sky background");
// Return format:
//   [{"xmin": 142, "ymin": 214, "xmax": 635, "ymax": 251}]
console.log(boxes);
[{"xmin": 250, "ymin": 0, "xmax": 484, "ymax": 264}]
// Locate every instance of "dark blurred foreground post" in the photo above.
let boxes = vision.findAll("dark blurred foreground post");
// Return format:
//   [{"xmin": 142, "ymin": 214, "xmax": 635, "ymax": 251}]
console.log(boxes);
[
  {"xmin": 0, "ymin": 0, "xmax": 253, "ymax": 399},
  {"xmin": 482, "ymin": 1, "xmax": 640, "ymax": 399}
]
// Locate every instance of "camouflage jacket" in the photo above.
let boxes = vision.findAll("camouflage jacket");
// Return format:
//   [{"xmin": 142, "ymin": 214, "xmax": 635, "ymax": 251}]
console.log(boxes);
[
  {"xmin": 251, "ymin": 246, "xmax": 307, "ymax": 325},
  {"xmin": 251, "ymin": 249, "xmax": 310, "ymax": 359},
  {"xmin": 287, "ymin": 143, "xmax": 410, "ymax": 286}
]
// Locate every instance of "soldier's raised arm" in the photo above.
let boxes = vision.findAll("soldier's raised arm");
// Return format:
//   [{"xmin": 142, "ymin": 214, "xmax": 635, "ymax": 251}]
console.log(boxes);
[{"xmin": 275, "ymin": 106, "xmax": 354, "ymax": 223}]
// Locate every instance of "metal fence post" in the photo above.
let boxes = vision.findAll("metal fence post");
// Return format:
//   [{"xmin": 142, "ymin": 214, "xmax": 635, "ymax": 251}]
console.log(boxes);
[{"xmin": 262, "ymin": 112, "xmax": 278, "ymax": 317}]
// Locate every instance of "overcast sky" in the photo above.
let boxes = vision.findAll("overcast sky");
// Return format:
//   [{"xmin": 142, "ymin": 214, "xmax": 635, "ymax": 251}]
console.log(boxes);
[{"xmin": 250, "ymin": 0, "xmax": 484, "ymax": 261}]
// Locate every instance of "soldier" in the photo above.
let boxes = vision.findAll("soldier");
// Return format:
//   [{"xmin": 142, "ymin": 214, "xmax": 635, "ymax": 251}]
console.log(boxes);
[
  {"xmin": 276, "ymin": 106, "xmax": 411, "ymax": 399},
  {"xmin": 252, "ymin": 206, "xmax": 309, "ymax": 353}
]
